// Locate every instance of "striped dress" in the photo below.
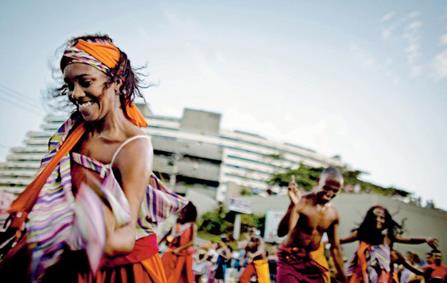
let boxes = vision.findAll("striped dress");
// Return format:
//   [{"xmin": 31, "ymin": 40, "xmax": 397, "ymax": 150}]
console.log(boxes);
[{"xmin": 26, "ymin": 116, "xmax": 188, "ymax": 281}]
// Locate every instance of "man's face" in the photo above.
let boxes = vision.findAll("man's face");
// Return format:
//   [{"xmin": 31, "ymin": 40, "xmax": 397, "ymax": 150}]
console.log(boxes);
[
  {"xmin": 426, "ymin": 253, "xmax": 433, "ymax": 264},
  {"xmin": 317, "ymin": 174, "xmax": 342, "ymax": 203},
  {"xmin": 433, "ymin": 252, "xmax": 442, "ymax": 265}
]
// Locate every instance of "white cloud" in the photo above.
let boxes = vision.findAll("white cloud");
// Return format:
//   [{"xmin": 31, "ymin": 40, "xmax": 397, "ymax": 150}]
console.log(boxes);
[
  {"xmin": 433, "ymin": 49, "xmax": 447, "ymax": 80},
  {"xmin": 440, "ymin": 33, "xmax": 447, "ymax": 45},
  {"xmin": 349, "ymin": 44, "xmax": 377, "ymax": 69},
  {"xmin": 382, "ymin": 28, "xmax": 393, "ymax": 40},
  {"xmin": 381, "ymin": 12, "xmax": 395, "ymax": 23},
  {"xmin": 380, "ymin": 12, "xmax": 402, "ymax": 41},
  {"xmin": 402, "ymin": 14, "xmax": 423, "ymax": 78}
]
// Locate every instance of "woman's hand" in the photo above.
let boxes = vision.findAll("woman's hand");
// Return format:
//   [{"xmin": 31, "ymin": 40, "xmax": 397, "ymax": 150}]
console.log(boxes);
[{"xmin": 426, "ymin": 237, "xmax": 439, "ymax": 249}]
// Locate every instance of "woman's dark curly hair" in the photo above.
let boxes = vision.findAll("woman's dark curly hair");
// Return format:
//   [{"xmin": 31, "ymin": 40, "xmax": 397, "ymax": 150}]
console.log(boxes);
[
  {"xmin": 178, "ymin": 201, "xmax": 198, "ymax": 224},
  {"xmin": 51, "ymin": 34, "xmax": 146, "ymax": 117},
  {"xmin": 356, "ymin": 205, "xmax": 403, "ymax": 245}
]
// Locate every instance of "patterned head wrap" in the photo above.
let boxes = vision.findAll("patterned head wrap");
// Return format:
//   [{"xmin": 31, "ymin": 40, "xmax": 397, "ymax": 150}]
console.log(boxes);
[
  {"xmin": 62, "ymin": 39, "xmax": 120, "ymax": 73},
  {"xmin": 61, "ymin": 38, "xmax": 148, "ymax": 127}
]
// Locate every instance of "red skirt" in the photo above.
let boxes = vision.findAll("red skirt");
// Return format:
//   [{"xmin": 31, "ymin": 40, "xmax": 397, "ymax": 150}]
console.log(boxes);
[{"xmin": 42, "ymin": 235, "xmax": 167, "ymax": 283}]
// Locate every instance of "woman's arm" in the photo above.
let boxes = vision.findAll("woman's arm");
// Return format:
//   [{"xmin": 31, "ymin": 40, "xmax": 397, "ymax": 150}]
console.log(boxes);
[
  {"xmin": 173, "ymin": 224, "xmax": 197, "ymax": 254},
  {"xmin": 104, "ymin": 138, "xmax": 153, "ymax": 255},
  {"xmin": 339, "ymin": 231, "xmax": 358, "ymax": 245},
  {"xmin": 394, "ymin": 235, "xmax": 438, "ymax": 249},
  {"xmin": 391, "ymin": 250, "xmax": 424, "ymax": 275},
  {"xmin": 158, "ymin": 228, "xmax": 172, "ymax": 246}
]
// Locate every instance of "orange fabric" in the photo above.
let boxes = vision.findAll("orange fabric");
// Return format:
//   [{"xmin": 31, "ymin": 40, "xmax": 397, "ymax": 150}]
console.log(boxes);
[
  {"xmin": 74, "ymin": 253, "xmax": 167, "ymax": 283},
  {"xmin": 140, "ymin": 253, "xmax": 168, "ymax": 283},
  {"xmin": 8, "ymin": 122, "xmax": 86, "ymax": 215},
  {"xmin": 101, "ymin": 234, "xmax": 158, "ymax": 267},
  {"xmin": 161, "ymin": 224, "xmax": 194, "ymax": 283},
  {"xmin": 126, "ymin": 103, "xmax": 148, "ymax": 127},
  {"xmin": 75, "ymin": 39, "xmax": 120, "ymax": 69},
  {"xmin": 349, "ymin": 241, "xmax": 369, "ymax": 283},
  {"xmin": 240, "ymin": 262, "xmax": 256, "ymax": 283},
  {"xmin": 310, "ymin": 244, "xmax": 330, "ymax": 283}
]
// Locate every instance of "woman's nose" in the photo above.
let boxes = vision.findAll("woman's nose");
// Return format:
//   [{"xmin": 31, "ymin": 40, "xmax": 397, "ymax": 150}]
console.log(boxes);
[{"xmin": 71, "ymin": 83, "xmax": 85, "ymax": 100}]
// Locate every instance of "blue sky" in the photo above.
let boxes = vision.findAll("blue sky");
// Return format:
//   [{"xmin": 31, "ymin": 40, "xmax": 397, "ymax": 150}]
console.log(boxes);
[{"xmin": 1, "ymin": 0, "xmax": 446, "ymax": 209}]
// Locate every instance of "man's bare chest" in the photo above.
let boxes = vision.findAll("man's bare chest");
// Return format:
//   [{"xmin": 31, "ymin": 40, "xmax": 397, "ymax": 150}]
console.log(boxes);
[{"xmin": 298, "ymin": 206, "xmax": 335, "ymax": 231}]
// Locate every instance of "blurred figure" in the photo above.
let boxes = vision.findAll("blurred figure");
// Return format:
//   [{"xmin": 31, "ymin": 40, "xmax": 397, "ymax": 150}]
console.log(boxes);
[
  {"xmin": 193, "ymin": 251, "xmax": 211, "ymax": 283},
  {"xmin": 400, "ymin": 252, "xmax": 425, "ymax": 283},
  {"xmin": 267, "ymin": 246, "xmax": 278, "ymax": 283},
  {"xmin": 425, "ymin": 252, "xmax": 434, "ymax": 267},
  {"xmin": 215, "ymin": 237, "xmax": 231, "ymax": 283},
  {"xmin": 239, "ymin": 231, "xmax": 271, "ymax": 283},
  {"xmin": 276, "ymin": 167, "xmax": 346, "ymax": 283},
  {"xmin": 341, "ymin": 205, "xmax": 438, "ymax": 283},
  {"xmin": 161, "ymin": 201, "xmax": 197, "ymax": 283},
  {"xmin": 423, "ymin": 250, "xmax": 447, "ymax": 283}
]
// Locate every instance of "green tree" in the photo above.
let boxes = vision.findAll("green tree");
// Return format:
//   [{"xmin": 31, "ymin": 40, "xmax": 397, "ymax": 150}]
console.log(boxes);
[{"xmin": 267, "ymin": 163, "xmax": 410, "ymax": 198}]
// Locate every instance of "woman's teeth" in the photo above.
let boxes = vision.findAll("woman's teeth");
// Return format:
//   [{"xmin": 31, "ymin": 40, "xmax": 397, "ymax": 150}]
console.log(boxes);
[{"xmin": 78, "ymin": 101, "xmax": 93, "ymax": 109}]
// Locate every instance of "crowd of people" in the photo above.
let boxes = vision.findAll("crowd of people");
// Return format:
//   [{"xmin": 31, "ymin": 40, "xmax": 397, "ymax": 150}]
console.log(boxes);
[{"xmin": 0, "ymin": 33, "xmax": 445, "ymax": 283}]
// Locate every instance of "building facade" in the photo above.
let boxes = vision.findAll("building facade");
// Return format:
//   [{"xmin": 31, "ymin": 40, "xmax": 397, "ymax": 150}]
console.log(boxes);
[{"xmin": 0, "ymin": 106, "xmax": 345, "ymax": 199}]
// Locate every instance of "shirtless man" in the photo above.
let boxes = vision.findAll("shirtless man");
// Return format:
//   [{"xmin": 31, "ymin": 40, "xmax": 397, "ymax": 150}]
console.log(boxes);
[
  {"xmin": 276, "ymin": 167, "xmax": 346, "ymax": 283},
  {"xmin": 239, "ymin": 229, "xmax": 270, "ymax": 283}
]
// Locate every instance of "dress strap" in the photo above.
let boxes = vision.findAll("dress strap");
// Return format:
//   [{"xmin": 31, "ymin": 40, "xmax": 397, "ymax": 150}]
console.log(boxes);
[{"xmin": 110, "ymin": 135, "xmax": 151, "ymax": 166}]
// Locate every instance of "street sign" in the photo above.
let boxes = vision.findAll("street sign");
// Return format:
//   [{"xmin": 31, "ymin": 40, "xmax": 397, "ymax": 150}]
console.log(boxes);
[
  {"xmin": 228, "ymin": 197, "xmax": 252, "ymax": 214},
  {"xmin": 263, "ymin": 210, "xmax": 286, "ymax": 243}
]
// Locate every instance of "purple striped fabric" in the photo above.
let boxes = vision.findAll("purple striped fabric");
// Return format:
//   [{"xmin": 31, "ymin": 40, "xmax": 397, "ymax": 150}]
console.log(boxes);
[{"xmin": 26, "ymin": 115, "xmax": 187, "ymax": 281}]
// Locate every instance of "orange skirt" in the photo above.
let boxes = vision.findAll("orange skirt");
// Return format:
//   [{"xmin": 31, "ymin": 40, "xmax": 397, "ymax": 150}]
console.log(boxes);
[
  {"xmin": 42, "ymin": 235, "xmax": 167, "ymax": 283},
  {"xmin": 161, "ymin": 250, "xmax": 194, "ymax": 283},
  {"xmin": 42, "ymin": 250, "xmax": 167, "ymax": 283}
]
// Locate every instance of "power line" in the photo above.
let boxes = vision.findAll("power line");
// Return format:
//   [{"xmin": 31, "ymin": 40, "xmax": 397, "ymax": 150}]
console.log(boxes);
[
  {"xmin": 0, "ymin": 90, "xmax": 43, "ymax": 116},
  {"xmin": 0, "ymin": 82, "xmax": 35, "ymax": 100},
  {"xmin": 0, "ymin": 82, "xmax": 48, "ymax": 113},
  {"xmin": 0, "ymin": 87, "xmax": 43, "ymax": 112}
]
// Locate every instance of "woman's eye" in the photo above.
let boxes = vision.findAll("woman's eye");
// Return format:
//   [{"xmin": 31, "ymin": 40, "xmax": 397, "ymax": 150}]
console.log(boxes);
[
  {"xmin": 79, "ymin": 80, "xmax": 91, "ymax": 88},
  {"xmin": 66, "ymin": 83, "xmax": 74, "ymax": 91}
]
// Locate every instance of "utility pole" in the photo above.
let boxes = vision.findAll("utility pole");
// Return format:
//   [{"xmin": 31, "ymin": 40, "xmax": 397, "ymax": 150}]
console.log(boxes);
[{"xmin": 169, "ymin": 152, "xmax": 182, "ymax": 190}]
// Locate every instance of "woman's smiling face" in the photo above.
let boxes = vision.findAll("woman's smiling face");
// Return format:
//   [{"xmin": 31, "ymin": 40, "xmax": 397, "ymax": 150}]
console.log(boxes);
[{"xmin": 64, "ymin": 63, "xmax": 118, "ymax": 122}]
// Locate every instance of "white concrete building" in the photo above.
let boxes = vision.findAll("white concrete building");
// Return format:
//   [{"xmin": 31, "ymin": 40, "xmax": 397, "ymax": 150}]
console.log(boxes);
[{"xmin": 0, "ymin": 106, "xmax": 345, "ymax": 198}]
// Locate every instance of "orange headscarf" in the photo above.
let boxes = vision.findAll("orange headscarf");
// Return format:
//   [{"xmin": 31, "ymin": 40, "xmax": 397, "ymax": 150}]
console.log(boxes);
[{"xmin": 64, "ymin": 38, "xmax": 148, "ymax": 128}]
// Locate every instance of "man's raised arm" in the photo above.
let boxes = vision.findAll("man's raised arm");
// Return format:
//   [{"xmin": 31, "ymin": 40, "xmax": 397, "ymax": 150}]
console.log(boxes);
[{"xmin": 277, "ymin": 176, "xmax": 301, "ymax": 237}]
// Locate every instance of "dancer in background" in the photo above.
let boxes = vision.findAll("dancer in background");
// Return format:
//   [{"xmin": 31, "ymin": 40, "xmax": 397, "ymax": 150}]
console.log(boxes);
[
  {"xmin": 239, "ymin": 229, "xmax": 271, "ymax": 283},
  {"xmin": 423, "ymin": 249, "xmax": 447, "ymax": 283},
  {"xmin": 276, "ymin": 167, "xmax": 346, "ymax": 282},
  {"xmin": 341, "ymin": 205, "xmax": 438, "ymax": 283},
  {"xmin": 161, "ymin": 201, "xmax": 197, "ymax": 283}
]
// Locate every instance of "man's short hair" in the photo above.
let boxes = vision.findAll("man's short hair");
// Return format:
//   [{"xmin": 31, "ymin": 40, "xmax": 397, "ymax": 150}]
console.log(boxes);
[{"xmin": 321, "ymin": 167, "xmax": 343, "ymax": 179}]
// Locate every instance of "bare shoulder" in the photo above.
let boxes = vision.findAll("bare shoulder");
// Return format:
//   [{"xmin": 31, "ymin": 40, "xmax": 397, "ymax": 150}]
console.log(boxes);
[
  {"xmin": 327, "ymin": 205, "xmax": 340, "ymax": 223},
  {"xmin": 298, "ymin": 192, "xmax": 313, "ymax": 205},
  {"xmin": 114, "ymin": 133, "xmax": 153, "ymax": 169},
  {"xmin": 302, "ymin": 192, "xmax": 315, "ymax": 202},
  {"xmin": 293, "ymin": 193, "xmax": 313, "ymax": 213}
]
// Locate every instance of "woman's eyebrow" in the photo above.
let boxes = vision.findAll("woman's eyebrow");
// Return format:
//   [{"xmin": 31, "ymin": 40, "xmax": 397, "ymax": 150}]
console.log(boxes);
[{"xmin": 64, "ymin": 74, "xmax": 91, "ymax": 83}]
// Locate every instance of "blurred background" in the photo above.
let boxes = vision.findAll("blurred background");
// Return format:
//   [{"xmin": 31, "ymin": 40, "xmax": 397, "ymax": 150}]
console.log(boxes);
[{"xmin": 0, "ymin": 1, "xmax": 446, "ymax": 280}]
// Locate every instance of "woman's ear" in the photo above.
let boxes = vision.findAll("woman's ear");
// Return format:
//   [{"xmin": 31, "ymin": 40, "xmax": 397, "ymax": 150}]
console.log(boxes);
[{"xmin": 114, "ymin": 78, "xmax": 123, "ymax": 94}]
